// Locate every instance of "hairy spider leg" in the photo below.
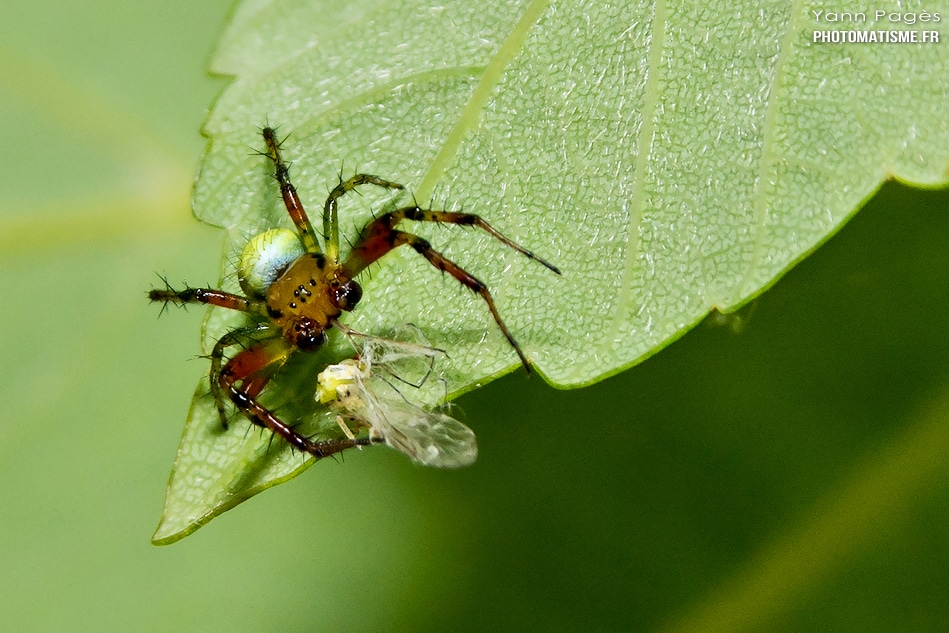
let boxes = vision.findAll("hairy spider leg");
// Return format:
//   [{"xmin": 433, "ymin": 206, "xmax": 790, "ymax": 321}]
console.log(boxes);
[
  {"xmin": 342, "ymin": 206, "xmax": 562, "ymax": 371},
  {"xmin": 148, "ymin": 286, "xmax": 262, "ymax": 314},
  {"xmin": 149, "ymin": 282, "xmax": 363, "ymax": 458},
  {"xmin": 323, "ymin": 174, "xmax": 404, "ymax": 263},
  {"xmin": 209, "ymin": 325, "xmax": 276, "ymax": 429},
  {"xmin": 149, "ymin": 284, "xmax": 267, "ymax": 426},
  {"xmin": 262, "ymin": 127, "xmax": 321, "ymax": 253},
  {"xmin": 218, "ymin": 337, "xmax": 373, "ymax": 458}
]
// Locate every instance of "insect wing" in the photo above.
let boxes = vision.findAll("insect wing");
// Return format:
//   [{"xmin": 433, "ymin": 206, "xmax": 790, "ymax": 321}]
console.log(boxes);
[
  {"xmin": 318, "ymin": 329, "xmax": 478, "ymax": 468},
  {"xmin": 354, "ymin": 325, "xmax": 444, "ymax": 388},
  {"xmin": 350, "ymin": 371, "xmax": 475, "ymax": 468},
  {"xmin": 368, "ymin": 391, "xmax": 477, "ymax": 468}
]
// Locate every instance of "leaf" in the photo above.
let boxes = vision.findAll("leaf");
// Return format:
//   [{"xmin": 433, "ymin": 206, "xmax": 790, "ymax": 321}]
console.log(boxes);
[
  {"xmin": 155, "ymin": 0, "xmax": 949, "ymax": 541},
  {"xmin": 152, "ymin": 380, "xmax": 315, "ymax": 545}
]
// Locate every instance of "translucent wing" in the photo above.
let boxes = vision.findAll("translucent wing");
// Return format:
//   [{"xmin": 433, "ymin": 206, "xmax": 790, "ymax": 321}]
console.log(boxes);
[
  {"xmin": 360, "ymin": 383, "xmax": 477, "ymax": 468},
  {"xmin": 316, "ymin": 331, "xmax": 477, "ymax": 468}
]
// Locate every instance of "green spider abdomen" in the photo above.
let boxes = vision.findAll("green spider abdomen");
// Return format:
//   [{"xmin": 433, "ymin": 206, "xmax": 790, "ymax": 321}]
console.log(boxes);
[{"xmin": 238, "ymin": 228, "xmax": 306, "ymax": 299}]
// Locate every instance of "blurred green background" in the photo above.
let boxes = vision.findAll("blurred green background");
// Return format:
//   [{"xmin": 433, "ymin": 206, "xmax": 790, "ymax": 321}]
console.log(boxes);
[{"xmin": 3, "ymin": 1, "xmax": 949, "ymax": 631}]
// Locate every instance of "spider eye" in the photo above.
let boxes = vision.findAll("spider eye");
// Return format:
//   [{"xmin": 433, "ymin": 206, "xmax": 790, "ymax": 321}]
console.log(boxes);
[
  {"xmin": 334, "ymin": 280, "xmax": 363, "ymax": 311},
  {"xmin": 292, "ymin": 318, "xmax": 327, "ymax": 352}
]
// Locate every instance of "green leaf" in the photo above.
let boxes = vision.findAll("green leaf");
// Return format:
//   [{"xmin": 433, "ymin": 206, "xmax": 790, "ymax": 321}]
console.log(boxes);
[
  {"xmin": 155, "ymin": 0, "xmax": 949, "ymax": 541},
  {"xmin": 152, "ymin": 379, "xmax": 314, "ymax": 545}
]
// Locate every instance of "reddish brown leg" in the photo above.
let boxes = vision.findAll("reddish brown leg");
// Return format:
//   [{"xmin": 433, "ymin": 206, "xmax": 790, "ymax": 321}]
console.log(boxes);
[
  {"xmin": 342, "ymin": 206, "xmax": 560, "ymax": 371},
  {"xmin": 344, "ymin": 206, "xmax": 561, "ymax": 275},
  {"xmin": 149, "ymin": 283, "xmax": 262, "ymax": 314},
  {"xmin": 262, "ymin": 127, "xmax": 321, "ymax": 253},
  {"xmin": 242, "ymin": 373, "xmax": 272, "ymax": 400},
  {"xmin": 209, "ymin": 326, "xmax": 276, "ymax": 429},
  {"xmin": 344, "ymin": 228, "xmax": 532, "ymax": 371},
  {"xmin": 219, "ymin": 338, "xmax": 370, "ymax": 458}
]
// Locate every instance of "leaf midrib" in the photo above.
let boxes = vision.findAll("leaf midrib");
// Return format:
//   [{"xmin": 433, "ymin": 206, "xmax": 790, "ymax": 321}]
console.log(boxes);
[{"xmin": 415, "ymin": 0, "xmax": 552, "ymax": 203}]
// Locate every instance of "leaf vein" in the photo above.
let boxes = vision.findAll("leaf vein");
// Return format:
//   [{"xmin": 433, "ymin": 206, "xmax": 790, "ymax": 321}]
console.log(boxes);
[
  {"xmin": 600, "ymin": 0, "xmax": 668, "ymax": 355},
  {"xmin": 415, "ymin": 0, "xmax": 551, "ymax": 202},
  {"xmin": 738, "ymin": 0, "xmax": 804, "ymax": 298}
]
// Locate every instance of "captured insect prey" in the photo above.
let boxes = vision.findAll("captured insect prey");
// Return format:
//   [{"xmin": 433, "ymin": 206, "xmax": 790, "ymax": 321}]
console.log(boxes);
[
  {"xmin": 317, "ymin": 329, "xmax": 477, "ymax": 468},
  {"xmin": 149, "ymin": 126, "xmax": 560, "ymax": 462}
]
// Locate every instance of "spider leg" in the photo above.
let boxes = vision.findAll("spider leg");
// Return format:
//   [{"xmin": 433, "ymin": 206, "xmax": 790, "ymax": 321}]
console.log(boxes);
[
  {"xmin": 262, "ymin": 127, "xmax": 321, "ymax": 254},
  {"xmin": 323, "ymin": 174, "xmax": 404, "ymax": 263},
  {"xmin": 148, "ymin": 284, "xmax": 263, "ymax": 314},
  {"xmin": 219, "ymin": 338, "xmax": 371, "ymax": 458},
  {"xmin": 344, "ymin": 227, "xmax": 534, "ymax": 371},
  {"xmin": 209, "ymin": 325, "xmax": 275, "ymax": 430},
  {"xmin": 341, "ymin": 206, "xmax": 560, "ymax": 371},
  {"xmin": 345, "ymin": 206, "xmax": 561, "ymax": 275}
]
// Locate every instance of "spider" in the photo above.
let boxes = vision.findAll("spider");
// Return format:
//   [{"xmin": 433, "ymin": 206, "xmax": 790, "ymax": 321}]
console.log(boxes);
[{"xmin": 150, "ymin": 127, "xmax": 560, "ymax": 460}]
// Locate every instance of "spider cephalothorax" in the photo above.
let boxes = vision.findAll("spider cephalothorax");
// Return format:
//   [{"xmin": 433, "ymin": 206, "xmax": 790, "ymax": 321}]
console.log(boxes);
[{"xmin": 151, "ymin": 127, "xmax": 559, "ymax": 460}]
